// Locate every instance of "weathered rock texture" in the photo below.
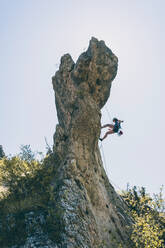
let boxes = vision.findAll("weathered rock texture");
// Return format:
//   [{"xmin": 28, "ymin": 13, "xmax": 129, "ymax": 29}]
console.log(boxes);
[{"xmin": 52, "ymin": 37, "xmax": 132, "ymax": 247}]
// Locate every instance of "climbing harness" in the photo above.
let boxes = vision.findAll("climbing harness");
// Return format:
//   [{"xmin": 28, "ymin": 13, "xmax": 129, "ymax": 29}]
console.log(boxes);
[{"xmin": 105, "ymin": 106, "xmax": 123, "ymax": 135}]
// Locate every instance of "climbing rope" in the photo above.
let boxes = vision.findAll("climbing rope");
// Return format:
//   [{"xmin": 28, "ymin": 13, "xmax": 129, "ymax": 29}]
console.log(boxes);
[
  {"xmin": 109, "ymin": 178, "xmax": 123, "ymax": 193},
  {"xmin": 99, "ymin": 142, "xmax": 108, "ymax": 175},
  {"xmin": 99, "ymin": 133, "xmax": 124, "ymax": 194},
  {"xmin": 105, "ymin": 105, "xmax": 112, "ymax": 123},
  {"xmin": 99, "ymin": 143, "xmax": 123, "ymax": 192},
  {"xmin": 99, "ymin": 105, "xmax": 111, "ymax": 176}
]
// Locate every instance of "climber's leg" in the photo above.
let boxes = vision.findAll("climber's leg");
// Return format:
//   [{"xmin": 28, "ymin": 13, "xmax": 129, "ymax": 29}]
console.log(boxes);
[
  {"xmin": 100, "ymin": 130, "xmax": 115, "ymax": 141},
  {"xmin": 101, "ymin": 124, "xmax": 113, "ymax": 129}
]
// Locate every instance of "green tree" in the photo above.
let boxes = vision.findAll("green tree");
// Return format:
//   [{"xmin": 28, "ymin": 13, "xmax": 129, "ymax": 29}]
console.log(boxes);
[
  {"xmin": 0, "ymin": 145, "xmax": 5, "ymax": 159},
  {"xmin": 122, "ymin": 186, "xmax": 165, "ymax": 248},
  {"xmin": 0, "ymin": 147, "xmax": 56, "ymax": 247},
  {"xmin": 19, "ymin": 144, "xmax": 36, "ymax": 162}
]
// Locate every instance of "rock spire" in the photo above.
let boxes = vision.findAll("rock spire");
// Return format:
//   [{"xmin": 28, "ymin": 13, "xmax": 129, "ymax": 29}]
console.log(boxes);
[{"xmin": 52, "ymin": 37, "xmax": 132, "ymax": 247}]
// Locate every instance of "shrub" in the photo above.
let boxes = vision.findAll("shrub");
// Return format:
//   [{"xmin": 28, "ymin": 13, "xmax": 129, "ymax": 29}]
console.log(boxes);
[{"xmin": 121, "ymin": 186, "xmax": 165, "ymax": 248}]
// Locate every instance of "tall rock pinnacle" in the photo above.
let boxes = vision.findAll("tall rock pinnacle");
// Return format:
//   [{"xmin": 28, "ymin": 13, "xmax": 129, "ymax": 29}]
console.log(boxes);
[{"xmin": 52, "ymin": 37, "xmax": 132, "ymax": 247}]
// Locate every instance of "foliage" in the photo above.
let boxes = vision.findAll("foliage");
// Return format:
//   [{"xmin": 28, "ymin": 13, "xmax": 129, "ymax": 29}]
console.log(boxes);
[
  {"xmin": 153, "ymin": 186, "xmax": 165, "ymax": 213},
  {"xmin": 0, "ymin": 145, "xmax": 165, "ymax": 247},
  {"xmin": 44, "ymin": 137, "xmax": 53, "ymax": 155},
  {"xmin": 0, "ymin": 145, "xmax": 5, "ymax": 159},
  {"xmin": 0, "ymin": 146, "xmax": 56, "ymax": 247},
  {"xmin": 19, "ymin": 144, "xmax": 44, "ymax": 162},
  {"xmin": 0, "ymin": 153, "xmax": 55, "ymax": 208},
  {"xmin": 19, "ymin": 144, "xmax": 36, "ymax": 162},
  {"xmin": 122, "ymin": 186, "xmax": 165, "ymax": 248}
]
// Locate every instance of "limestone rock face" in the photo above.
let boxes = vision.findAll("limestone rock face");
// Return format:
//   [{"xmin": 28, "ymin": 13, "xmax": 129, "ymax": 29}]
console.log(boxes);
[{"xmin": 52, "ymin": 37, "xmax": 132, "ymax": 247}]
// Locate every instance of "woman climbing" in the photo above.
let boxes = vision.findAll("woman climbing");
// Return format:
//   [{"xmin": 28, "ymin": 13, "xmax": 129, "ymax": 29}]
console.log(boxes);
[{"xmin": 99, "ymin": 118, "xmax": 124, "ymax": 141}]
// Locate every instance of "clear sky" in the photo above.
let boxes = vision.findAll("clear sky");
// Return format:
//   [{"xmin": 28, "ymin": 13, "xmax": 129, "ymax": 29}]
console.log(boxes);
[{"xmin": 1, "ymin": 0, "xmax": 165, "ymax": 195}]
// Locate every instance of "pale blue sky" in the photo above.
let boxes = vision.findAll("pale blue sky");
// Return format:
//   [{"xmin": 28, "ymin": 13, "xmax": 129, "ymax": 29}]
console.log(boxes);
[{"xmin": 0, "ymin": 0, "xmax": 165, "ymax": 195}]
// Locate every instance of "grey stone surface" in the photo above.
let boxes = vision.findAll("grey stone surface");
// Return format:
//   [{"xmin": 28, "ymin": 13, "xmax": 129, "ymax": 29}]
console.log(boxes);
[{"xmin": 51, "ymin": 37, "xmax": 132, "ymax": 247}]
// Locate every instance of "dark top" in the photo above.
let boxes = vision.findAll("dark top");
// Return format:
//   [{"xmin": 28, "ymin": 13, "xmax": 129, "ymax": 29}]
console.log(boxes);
[{"xmin": 113, "ymin": 119, "xmax": 121, "ymax": 133}]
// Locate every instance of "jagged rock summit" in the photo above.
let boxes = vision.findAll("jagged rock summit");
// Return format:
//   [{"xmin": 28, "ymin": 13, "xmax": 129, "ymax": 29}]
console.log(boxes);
[{"xmin": 52, "ymin": 37, "xmax": 132, "ymax": 247}]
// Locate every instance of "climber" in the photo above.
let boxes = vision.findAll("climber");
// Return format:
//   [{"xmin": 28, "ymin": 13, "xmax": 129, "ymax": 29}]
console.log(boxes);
[{"xmin": 99, "ymin": 118, "xmax": 124, "ymax": 141}]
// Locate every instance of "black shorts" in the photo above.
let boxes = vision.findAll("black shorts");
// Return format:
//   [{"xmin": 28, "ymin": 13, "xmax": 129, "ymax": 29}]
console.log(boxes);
[{"xmin": 113, "ymin": 126, "xmax": 119, "ymax": 133}]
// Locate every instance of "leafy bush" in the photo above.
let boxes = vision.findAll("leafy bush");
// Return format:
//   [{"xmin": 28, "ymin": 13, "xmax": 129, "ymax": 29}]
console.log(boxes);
[
  {"xmin": 0, "ymin": 146, "xmax": 56, "ymax": 247},
  {"xmin": 1, "ymin": 146, "xmax": 165, "ymax": 247},
  {"xmin": 0, "ymin": 145, "xmax": 5, "ymax": 159},
  {"xmin": 0, "ymin": 153, "xmax": 55, "ymax": 210},
  {"xmin": 121, "ymin": 186, "xmax": 165, "ymax": 248}
]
